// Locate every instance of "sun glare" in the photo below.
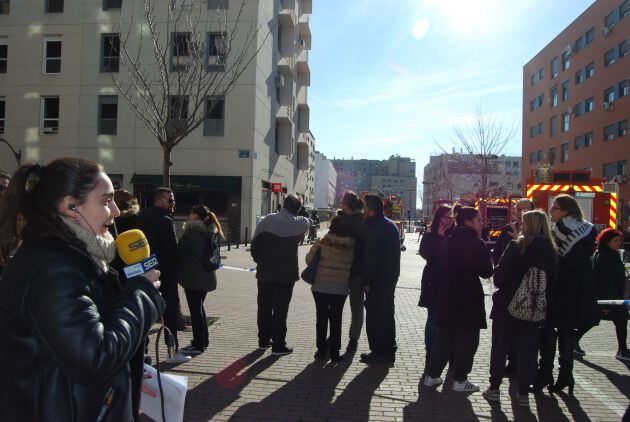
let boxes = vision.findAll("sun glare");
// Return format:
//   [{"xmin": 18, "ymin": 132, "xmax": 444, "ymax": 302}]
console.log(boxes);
[{"xmin": 434, "ymin": 0, "xmax": 498, "ymax": 33}]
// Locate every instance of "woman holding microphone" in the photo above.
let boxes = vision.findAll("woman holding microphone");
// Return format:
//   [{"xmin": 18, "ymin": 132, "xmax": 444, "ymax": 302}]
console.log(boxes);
[{"xmin": 0, "ymin": 158, "xmax": 165, "ymax": 421}]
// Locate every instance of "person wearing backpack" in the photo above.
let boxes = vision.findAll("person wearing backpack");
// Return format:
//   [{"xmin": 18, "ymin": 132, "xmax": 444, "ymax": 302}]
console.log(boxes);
[
  {"xmin": 178, "ymin": 205, "xmax": 225, "ymax": 356},
  {"xmin": 483, "ymin": 210, "xmax": 558, "ymax": 407}
]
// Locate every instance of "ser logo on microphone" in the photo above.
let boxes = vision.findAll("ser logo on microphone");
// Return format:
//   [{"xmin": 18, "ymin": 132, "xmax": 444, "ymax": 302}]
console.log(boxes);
[{"xmin": 128, "ymin": 238, "xmax": 148, "ymax": 252}]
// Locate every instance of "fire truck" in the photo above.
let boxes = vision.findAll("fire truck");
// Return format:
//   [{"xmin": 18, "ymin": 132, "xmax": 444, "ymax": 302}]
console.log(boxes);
[
  {"xmin": 526, "ymin": 169, "xmax": 620, "ymax": 231},
  {"xmin": 383, "ymin": 194, "xmax": 407, "ymax": 250},
  {"xmin": 474, "ymin": 196, "xmax": 523, "ymax": 240}
]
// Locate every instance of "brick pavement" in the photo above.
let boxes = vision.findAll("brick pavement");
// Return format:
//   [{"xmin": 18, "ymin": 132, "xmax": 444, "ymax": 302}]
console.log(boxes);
[{"xmin": 150, "ymin": 233, "xmax": 630, "ymax": 421}]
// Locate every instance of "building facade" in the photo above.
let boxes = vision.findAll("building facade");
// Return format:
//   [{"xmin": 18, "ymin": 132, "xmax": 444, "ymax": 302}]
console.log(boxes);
[
  {"xmin": 0, "ymin": 0, "xmax": 314, "ymax": 240},
  {"xmin": 522, "ymin": 0, "xmax": 629, "ymax": 221},
  {"xmin": 332, "ymin": 155, "xmax": 417, "ymax": 214},
  {"xmin": 314, "ymin": 151, "xmax": 337, "ymax": 209},
  {"xmin": 421, "ymin": 154, "xmax": 522, "ymax": 218}
]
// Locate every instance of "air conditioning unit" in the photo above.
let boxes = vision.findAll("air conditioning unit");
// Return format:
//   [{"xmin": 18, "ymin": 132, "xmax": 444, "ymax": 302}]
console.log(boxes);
[
  {"xmin": 274, "ymin": 74, "xmax": 285, "ymax": 87},
  {"xmin": 602, "ymin": 26, "xmax": 612, "ymax": 37},
  {"xmin": 603, "ymin": 101, "xmax": 612, "ymax": 111},
  {"xmin": 298, "ymin": 39, "xmax": 307, "ymax": 49},
  {"xmin": 564, "ymin": 45, "xmax": 572, "ymax": 55},
  {"xmin": 43, "ymin": 127, "xmax": 58, "ymax": 134}
]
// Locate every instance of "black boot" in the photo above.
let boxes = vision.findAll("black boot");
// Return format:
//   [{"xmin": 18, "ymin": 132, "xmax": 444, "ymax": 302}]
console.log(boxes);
[{"xmin": 531, "ymin": 370, "xmax": 554, "ymax": 393}]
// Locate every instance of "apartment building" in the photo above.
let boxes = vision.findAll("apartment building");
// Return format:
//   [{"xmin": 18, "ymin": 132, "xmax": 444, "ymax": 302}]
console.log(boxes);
[
  {"xmin": 421, "ymin": 154, "xmax": 522, "ymax": 218},
  {"xmin": 332, "ymin": 155, "xmax": 417, "ymax": 214},
  {"xmin": 0, "ymin": 0, "xmax": 314, "ymax": 240},
  {"xmin": 314, "ymin": 151, "xmax": 337, "ymax": 209},
  {"xmin": 523, "ymin": 0, "xmax": 629, "ymax": 221}
]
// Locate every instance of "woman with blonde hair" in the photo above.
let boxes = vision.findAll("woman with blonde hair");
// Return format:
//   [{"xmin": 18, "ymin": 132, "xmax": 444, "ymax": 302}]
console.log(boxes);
[
  {"xmin": 178, "ymin": 204, "xmax": 225, "ymax": 356},
  {"xmin": 484, "ymin": 210, "xmax": 558, "ymax": 406}
]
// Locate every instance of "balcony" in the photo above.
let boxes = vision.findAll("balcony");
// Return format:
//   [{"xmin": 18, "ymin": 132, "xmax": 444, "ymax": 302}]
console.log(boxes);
[
  {"xmin": 301, "ymin": 0, "xmax": 312, "ymax": 15},
  {"xmin": 278, "ymin": 55, "xmax": 295, "ymax": 75},
  {"xmin": 279, "ymin": 1, "xmax": 297, "ymax": 27},
  {"xmin": 299, "ymin": 16, "xmax": 311, "ymax": 45},
  {"xmin": 296, "ymin": 50, "xmax": 310, "ymax": 86},
  {"xmin": 275, "ymin": 120, "xmax": 294, "ymax": 156},
  {"xmin": 297, "ymin": 104, "xmax": 309, "ymax": 133},
  {"xmin": 277, "ymin": 104, "xmax": 295, "ymax": 124}
]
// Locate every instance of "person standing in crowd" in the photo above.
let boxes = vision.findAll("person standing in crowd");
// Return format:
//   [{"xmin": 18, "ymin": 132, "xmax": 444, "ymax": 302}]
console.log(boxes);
[
  {"xmin": 178, "ymin": 205, "xmax": 224, "ymax": 356},
  {"xmin": 493, "ymin": 199, "xmax": 535, "ymax": 265},
  {"xmin": 535, "ymin": 194, "xmax": 598, "ymax": 395},
  {"xmin": 139, "ymin": 187, "xmax": 190, "ymax": 363},
  {"xmin": 338, "ymin": 190, "xmax": 367, "ymax": 353},
  {"xmin": 360, "ymin": 194, "xmax": 401, "ymax": 365},
  {"xmin": 251, "ymin": 194, "xmax": 310, "ymax": 356},
  {"xmin": 425, "ymin": 207, "xmax": 494, "ymax": 392},
  {"xmin": 418, "ymin": 204, "xmax": 454, "ymax": 363},
  {"xmin": 306, "ymin": 216, "xmax": 355, "ymax": 363},
  {"xmin": 0, "ymin": 169, "xmax": 9, "ymax": 199},
  {"xmin": 483, "ymin": 210, "xmax": 558, "ymax": 406},
  {"xmin": 0, "ymin": 158, "xmax": 164, "ymax": 421},
  {"xmin": 573, "ymin": 229, "xmax": 629, "ymax": 361},
  {"xmin": 113, "ymin": 189, "xmax": 140, "ymax": 234},
  {"xmin": 298, "ymin": 203, "xmax": 311, "ymax": 246}
]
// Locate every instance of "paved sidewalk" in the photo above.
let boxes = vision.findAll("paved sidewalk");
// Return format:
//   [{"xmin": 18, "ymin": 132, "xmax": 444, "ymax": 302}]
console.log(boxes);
[{"xmin": 151, "ymin": 234, "xmax": 629, "ymax": 421}]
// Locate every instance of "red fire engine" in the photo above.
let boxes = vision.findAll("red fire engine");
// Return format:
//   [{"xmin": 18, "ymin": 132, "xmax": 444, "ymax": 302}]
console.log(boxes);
[
  {"xmin": 474, "ymin": 196, "xmax": 523, "ymax": 240},
  {"xmin": 526, "ymin": 169, "xmax": 620, "ymax": 231}
]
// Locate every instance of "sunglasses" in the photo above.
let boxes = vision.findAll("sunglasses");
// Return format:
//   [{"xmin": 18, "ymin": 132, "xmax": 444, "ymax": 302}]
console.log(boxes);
[{"xmin": 0, "ymin": 185, "xmax": 6, "ymax": 192}]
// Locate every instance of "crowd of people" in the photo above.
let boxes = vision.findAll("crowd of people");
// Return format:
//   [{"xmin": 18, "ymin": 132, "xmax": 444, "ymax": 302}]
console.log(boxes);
[{"xmin": 0, "ymin": 157, "xmax": 628, "ymax": 420}]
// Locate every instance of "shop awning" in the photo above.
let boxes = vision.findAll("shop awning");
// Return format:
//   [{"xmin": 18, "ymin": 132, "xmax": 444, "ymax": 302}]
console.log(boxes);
[{"xmin": 130, "ymin": 175, "xmax": 241, "ymax": 192}]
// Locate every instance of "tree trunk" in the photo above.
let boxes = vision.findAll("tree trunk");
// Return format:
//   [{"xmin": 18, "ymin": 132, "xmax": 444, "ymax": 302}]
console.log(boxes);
[{"xmin": 162, "ymin": 146, "xmax": 172, "ymax": 187}]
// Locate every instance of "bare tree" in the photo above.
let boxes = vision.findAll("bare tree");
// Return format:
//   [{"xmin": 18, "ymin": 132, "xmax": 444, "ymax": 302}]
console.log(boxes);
[
  {"xmin": 436, "ymin": 107, "xmax": 517, "ymax": 200},
  {"xmin": 110, "ymin": 0, "xmax": 268, "ymax": 186}
]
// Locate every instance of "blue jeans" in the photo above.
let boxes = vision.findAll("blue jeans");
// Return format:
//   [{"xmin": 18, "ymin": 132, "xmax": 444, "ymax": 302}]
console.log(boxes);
[{"xmin": 425, "ymin": 306, "xmax": 438, "ymax": 352}]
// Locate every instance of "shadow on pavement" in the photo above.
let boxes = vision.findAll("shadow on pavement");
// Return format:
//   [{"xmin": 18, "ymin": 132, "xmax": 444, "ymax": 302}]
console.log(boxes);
[
  {"xmin": 576, "ymin": 356, "xmax": 630, "ymax": 399},
  {"xmin": 403, "ymin": 379, "xmax": 480, "ymax": 422},
  {"xmin": 181, "ymin": 349, "xmax": 280, "ymax": 421}
]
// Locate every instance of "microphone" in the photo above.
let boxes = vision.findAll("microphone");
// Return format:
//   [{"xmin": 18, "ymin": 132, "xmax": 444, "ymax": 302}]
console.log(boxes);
[{"xmin": 115, "ymin": 229, "xmax": 159, "ymax": 279}]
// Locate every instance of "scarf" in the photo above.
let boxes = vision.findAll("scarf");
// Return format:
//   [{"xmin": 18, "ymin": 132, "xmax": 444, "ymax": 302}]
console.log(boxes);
[
  {"xmin": 551, "ymin": 216, "xmax": 593, "ymax": 257},
  {"xmin": 62, "ymin": 217, "xmax": 116, "ymax": 271}
]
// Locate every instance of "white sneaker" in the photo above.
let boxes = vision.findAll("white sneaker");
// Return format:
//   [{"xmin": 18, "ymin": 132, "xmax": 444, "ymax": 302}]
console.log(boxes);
[
  {"xmin": 165, "ymin": 351, "xmax": 192, "ymax": 364},
  {"xmin": 423, "ymin": 376, "xmax": 443, "ymax": 387},
  {"xmin": 453, "ymin": 379, "xmax": 479, "ymax": 392}
]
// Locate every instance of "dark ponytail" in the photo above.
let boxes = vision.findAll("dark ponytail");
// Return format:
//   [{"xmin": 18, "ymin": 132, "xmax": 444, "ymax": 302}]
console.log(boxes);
[{"xmin": 0, "ymin": 158, "xmax": 104, "ymax": 264}]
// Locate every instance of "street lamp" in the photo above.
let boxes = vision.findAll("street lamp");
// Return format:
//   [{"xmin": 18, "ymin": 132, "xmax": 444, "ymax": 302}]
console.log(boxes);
[{"xmin": 0, "ymin": 137, "xmax": 21, "ymax": 166}]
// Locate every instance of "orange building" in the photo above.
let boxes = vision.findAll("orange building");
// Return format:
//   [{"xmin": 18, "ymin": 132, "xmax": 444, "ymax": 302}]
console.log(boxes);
[{"xmin": 522, "ymin": 0, "xmax": 629, "ymax": 222}]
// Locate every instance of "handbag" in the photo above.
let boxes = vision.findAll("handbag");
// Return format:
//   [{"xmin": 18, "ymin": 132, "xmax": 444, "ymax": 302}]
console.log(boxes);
[
  {"xmin": 201, "ymin": 233, "xmax": 221, "ymax": 271},
  {"xmin": 508, "ymin": 266, "xmax": 547, "ymax": 322},
  {"xmin": 301, "ymin": 248, "xmax": 321, "ymax": 284}
]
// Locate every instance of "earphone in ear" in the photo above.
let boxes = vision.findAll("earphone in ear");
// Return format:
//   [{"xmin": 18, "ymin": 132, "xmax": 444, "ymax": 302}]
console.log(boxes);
[{"xmin": 69, "ymin": 205, "xmax": 77, "ymax": 211}]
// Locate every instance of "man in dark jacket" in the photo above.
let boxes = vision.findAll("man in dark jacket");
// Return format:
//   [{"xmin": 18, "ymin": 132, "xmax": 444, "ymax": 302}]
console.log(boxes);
[
  {"xmin": 138, "ymin": 187, "xmax": 189, "ymax": 363},
  {"xmin": 492, "ymin": 199, "xmax": 534, "ymax": 265},
  {"xmin": 360, "ymin": 195, "xmax": 401, "ymax": 364},
  {"xmin": 251, "ymin": 194, "xmax": 310, "ymax": 356}
]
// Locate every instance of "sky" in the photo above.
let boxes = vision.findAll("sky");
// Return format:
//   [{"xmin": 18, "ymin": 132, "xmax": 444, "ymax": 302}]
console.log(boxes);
[{"xmin": 308, "ymin": 0, "xmax": 596, "ymax": 186}]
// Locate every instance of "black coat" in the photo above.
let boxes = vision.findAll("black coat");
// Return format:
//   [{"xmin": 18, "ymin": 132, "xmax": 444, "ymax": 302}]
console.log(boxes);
[
  {"xmin": 550, "ymin": 224, "xmax": 599, "ymax": 329},
  {"xmin": 594, "ymin": 247, "xmax": 628, "ymax": 321},
  {"xmin": 437, "ymin": 226, "xmax": 494, "ymax": 329},
  {"xmin": 491, "ymin": 236, "xmax": 558, "ymax": 321},
  {"xmin": 492, "ymin": 222, "xmax": 519, "ymax": 265},
  {"xmin": 339, "ymin": 210, "xmax": 366, "ymax": 281},
  {"xmin": 418, "ymin": 232, "xmax": 446, "ymax": 308},
  {"xmin": 138, "ymin": 206, "xmax": 181, "ymax": 283},
  {"xmin": 178, "ymin": 221, "xmax": 218, "ymax": 293},
  {"xmin": 362, "ymin": 214, "xmax": 401, "ymax": 287},
  {"xmin": 0, "ymin": 231, "xmax": 164, "ymax": 422}
]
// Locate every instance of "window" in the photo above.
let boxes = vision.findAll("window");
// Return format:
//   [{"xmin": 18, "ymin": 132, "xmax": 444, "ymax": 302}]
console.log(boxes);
[
  {"xmin": 206, "ymin": 32, "xmax": 226, "ymax": 70},
  {"xmin": 530, "ymin": 150, "xmax": 542, "ymax": 163},
  {"xmin": 0, "ymin": 40, "xmax": 6, "ymax": 73},
  {"xmin": 204, "ymin": 96, "xmax": 225, "ymax": 136},
  {"xmin": 605, "ymin": 48, "xmax": 616, "ymax": 66},
  {"xmin": 168, "ymin": 96, "xmax": 188, "ymax": 135},
  {"xmin": 551, "ymin": 57, "xmax": 558, "ymax": 78},
  {"xmin": 603, "ymin": 160, "xmax": 628, "ymax": 179},
  {"xmin": 561, "ymin": 50, "xmax": 570, "ymax": 70},
  {"xmin": 561, "ymin": 80, "xmax": 569, "ymax": 101},
  {"xmin": 43, "ymin": 37, "xmax": 62, "ymax": 74},
  {"xmin": 550, "ymin": 115, "xmax": 558, "ymax": 137},
  {"xmin": 575, "ymin": 69, "xmax": 585, "ymax": 85},
  {"xmin": 605, "ymin": 11, "xmax": 617, "ymax": 28},
  {"xmin": 101, "ymin": 34, "xmax": 120, "ymax": 72},
  {"xmin": 561, "ymin": 113, "xmax": 569, "ymax": 133},
  {"xmin": 530, "ymin": 94, "xmax": 544, "ymax": 111},
  {"xmin": 274, "ymin": 122, "xmax": 279, "ymax": 154},
  {"xmin": 98, "ymin": 96, "xmax": 117, "ymax": 135},
  {"xmin": 549, "ymin": 146, "xmax": 556, "ymax": 166},
  {"xmin": 208, "ymin": 0, "xmax": 228, "ymax": 9},
  {"xmin": 575, "ymin": 135, "xmax": 585, "ymax": 150},
  {"xmin": 530, "ymin": 122, "xmax": 543, "ymax": 137},
  {"xmin": 45, "ymin": 0, "xmax": 63, "ymax": 13},
  {"xmin": 574, "ymin": 102, "xmax": 584, "ymax": 117},
  {"xmin": 619, "ymin": 119, "xmax": 628, "ymax": 137},
  {"xmin": 585, "ymin": 132, "xmax": 594, "ymax": 147},
  {"xmin": 171, "ymin": 32, "xmax": 191, "ymax": 72},
  {"xmin": 41, "ymin": 96, "xmax": 60, "ymax": 134},
  {"xmin": 0, "ymin": 97, "xmax": 4, "ymax": 134},
  {"xmin": 620, "ymin": 79, "xmax": 629, "ymax": 97},
  {"xmin": 620, "ymin": 39, "xmax": 629, "ymax": 58},
  {"xmin": 604, "ymin": 123, "xmax": 617, "ymax": 141},
  {"xmin": 604, "ymin": 86, "xmax": 616, "ymax": 103},
  {"xmin": 585, "ymin": 27, "xmax": 595, "ymax": 44},
  {"xmin": 585, "ymin": 97, "xmax": 594, "ymax": 113},
  {"xmin": 538, "ymin": 67, "xmax": 544, "ymax": 80},
  {"xmin": 550, "ymin": 86, "xmax": 558, "ymax": 107},
  {"xmin": 621, "ymin": 0, "xmax": 630, "ymax": 18},
  {"xmin": 0, "ymin": 1, "xmax": 9, "ymax": 14},
  {"xmin": 103, "ymin": 0, "xmax": 122, "ymax": 10},
  {"xmin": 575, "ymin": 36, "xmax": 585, "ymax": 52},
  {"xmin": 585, "ymin": 62, "xmax": 595, "ymax": 78},
  {"xmin": 561, "ymin": 142, "xmax": 568, "ymax": 163}
]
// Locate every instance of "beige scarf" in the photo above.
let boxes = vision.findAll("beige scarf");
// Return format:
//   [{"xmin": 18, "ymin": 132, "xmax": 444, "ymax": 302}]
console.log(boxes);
[{"xmin": 62, "ymin": 217, "xmax": 116, "ymax": 271}]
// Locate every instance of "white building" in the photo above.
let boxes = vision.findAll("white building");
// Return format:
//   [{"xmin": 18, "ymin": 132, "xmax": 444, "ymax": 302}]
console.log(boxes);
[
  {"xmin": 422, "ymin": 154, "xmax": 522, "ymax": 218},
  {"xmin": 0, "ymin": 0, "xmax": 314, "ymax": 241},
  {"xmin": 314, "ymin": 151, "xmax": 337, "ymax": 209}
]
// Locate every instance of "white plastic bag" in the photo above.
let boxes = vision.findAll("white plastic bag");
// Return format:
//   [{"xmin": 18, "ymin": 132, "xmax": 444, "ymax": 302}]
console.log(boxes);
[{"xmin": 140, "ymin": 364, "xmax": 188, "ymax": 422}]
